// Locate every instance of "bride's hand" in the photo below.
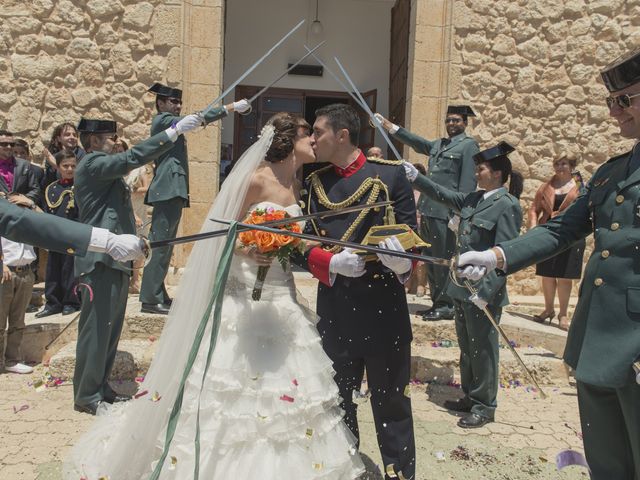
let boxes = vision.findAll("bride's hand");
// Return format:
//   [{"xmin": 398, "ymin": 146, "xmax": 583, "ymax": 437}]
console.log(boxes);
[{"xmin": 236, "ymin": 245, "xmax": 273, "ymax": 266}]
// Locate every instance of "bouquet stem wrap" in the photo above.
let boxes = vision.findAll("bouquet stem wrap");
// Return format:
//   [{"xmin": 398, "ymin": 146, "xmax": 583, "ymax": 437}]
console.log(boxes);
[{"xmin": 252, "ymin": 265, "xmax": 270, "ymax": 301}]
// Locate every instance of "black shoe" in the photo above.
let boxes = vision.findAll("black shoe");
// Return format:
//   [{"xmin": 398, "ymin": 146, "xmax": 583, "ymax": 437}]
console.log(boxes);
[
  {"xmin": 457, "ymin": 413, "xmax": 492, "ymax": 429},
  {"xmin": 25, "ymin": 305, "xmax": 40, "ymax": 314},
  {"xmin": 74, "ymin": 401, "xmax": 102, "ymax": 415},
  {"xmin": 415, "ymin": 307, "xmax": 435, "ymax": 316},
  {"xmin": 164, "ymin": 298, "xmax": 173, "ymax": 306},
  {"xmin": 35, "ymin": 307, "xmax": 62, "ymax": 319},
  {"xmin": 443, "ymin": 398, "xmax": 472, "ymax": 412},
  {"xmin": 62, "ymin": 305, "xmax": 79, "ymax": 316},
  {"xmin": 141, "ymin": 303, "xmax": 170, "ymax": 315},
  {"xmin": 422, "ymin": 308, "xmax": 454, "ymax": 321},
  {"xmin": 103, "ymin": 391, "xmax": 132, "ymax": 404}
]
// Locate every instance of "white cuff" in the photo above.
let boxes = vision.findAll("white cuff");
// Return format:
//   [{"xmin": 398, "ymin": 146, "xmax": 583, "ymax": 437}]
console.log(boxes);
[
  {"xmin": 88, "ymin": 227, "xmax": 110, "ymax": 253},
  {"xmin": 329, "ymin": 271, "xmax": 337, "ymax": 287},
  {"xmin": 396, "ymin": 266, "xmax": 412, "ymax": 284},
  {"xmin": 389, "ymin": 124, "xmax": 400, "ymax": 134},
  {"xmin": 164, "ymin": 127, "xmax": 179, "ymax": 142},
  {"xmin": 496, "ymin": 246, "xmax": 507, "ymax": 271}
]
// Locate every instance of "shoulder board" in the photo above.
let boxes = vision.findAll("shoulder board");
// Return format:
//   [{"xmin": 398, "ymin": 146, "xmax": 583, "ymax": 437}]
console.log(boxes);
[
  {"xmin": 605, "ymin": 149, "xmax": 632, "ymax": 164},
  {"xmin": 305, "ymin": 164, "xmax": 333, "ymax": 182},
  {"xmin": 366, "ymin": 157, "xmax": 403, "ymax": 166}
]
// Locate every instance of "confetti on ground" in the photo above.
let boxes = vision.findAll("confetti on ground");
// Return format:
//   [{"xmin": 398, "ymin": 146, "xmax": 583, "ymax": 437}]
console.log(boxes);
[
  {"xmin": 435, "ymin": 451, "xmax": 446, "ymax": 462},
  {"xmin": 555, "ymin": 449, "xmax": 590, "ymax": 472},
  {"xmin": 134, "ymin": 389, "xmax": 149, "ymax": 399},
  {"xmin": 150, "ymin": 391, "xmax": 162, "ymax": 402},
  {"xmin": 279, "ymin": 394, "xmax": 294, "ymax": 403},
  {"xmin": 169, "ymin": 456, "xmax": 178, "ymax": 470},
  {"xmin": 13, "ymin": 404, "xmax": 29, "ymax": 414}
]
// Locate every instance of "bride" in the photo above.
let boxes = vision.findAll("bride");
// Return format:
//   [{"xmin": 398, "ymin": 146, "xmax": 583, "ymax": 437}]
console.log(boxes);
[{"xmin": 64, "ymin": 113, "xmax": 364, "ymax": 479}]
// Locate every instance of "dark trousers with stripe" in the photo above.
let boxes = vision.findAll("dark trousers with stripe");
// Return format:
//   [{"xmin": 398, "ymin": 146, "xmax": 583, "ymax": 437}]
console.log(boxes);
[{"xmin": 44, "ymin": 251, "xmax": 79, "ymax": 310}]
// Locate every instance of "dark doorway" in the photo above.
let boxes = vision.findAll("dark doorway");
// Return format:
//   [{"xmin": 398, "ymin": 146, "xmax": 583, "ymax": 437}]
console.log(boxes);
[{"xmin": 304, "ymin": 95, "xmax": 349, "ymax": 126}]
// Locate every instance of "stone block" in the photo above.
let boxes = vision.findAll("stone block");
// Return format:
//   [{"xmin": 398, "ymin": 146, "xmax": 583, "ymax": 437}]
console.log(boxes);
[
  {"xmin": 87, "ymin": 0, "xmax": 124, "ymax": 18},
  {"xmin": 7, "ymin": 103, "xmax": 40, "ymax": 133},
  {"xmin": 166, "ymin": 47, "xmax": 183, "ymax": 85},
  {"xmin": 411, "ymin": 60, "xmax": 447, "ymax": 99},
  {"xmin": 491, "ymin": 34, "xmax": 516, "ymax": 56},
  {"xmin": 181, "ymin": 201, "xmax": 216, "ymax": 238},
  {"xmin": 105, "ymin": 94, "xmax": 144, "ymax": 123},
  {"xmin": 71, "ymin": 87, "xmax": 101, "ymax": 108},
  {"xmin": 30, "ymin": 0, "xmax": 54, "ymax": 18},
  {"xmin": 187, "ymin": 83, "xmax": 220, "ymax": 114},
  {"xmin": 152, "ymin": 4, "xmax": 181, "ymax": 47},
  {"xmin": 51, "ymin": 0, "xmax": 84, "ymax": 25},
  {"xmin": 76, "ymin": 61, "xmax": 105, "ymax": 87},
  {"xmin": 109, "ymin": 42, "xmax": 135, "ymax": 79},
  {"xmin": 190, "ymin": 5, "xmax": 221, "ymax": 48},
  {"xmin": 122, "ymin": 122, "xmax": 150, "ymax": 144},
  {"xmin": 135, "ymin": 53, "xmax": 167, "ymax": 85},
  {"xmin": 10, "ymin": 54, "xmax": 57, "ymax": 81},
  {"xmin": 123, "ymin": 2, "xmax": 154, "ymax": 29},
  {"xmin": 188, "ymin": 47, "xmax": 222, "ymax": 85},
  {"xmin": 187, "ymin": 125, "xmax": 220, "ymax": 164},
  {"xmin": 67, "ymin": 38, "xmax": 100, "ymax": 60},
  {"xmin": 96, "ymin": 23, "xmax": 119, "ymax": 44},
  {"xmin": 188, "ymin": 161, "xmax": 220, "ymax": 208},
  {"xmin": 414, "ymin": 25, "xmax": 446, "ymax": 62},
  {"xmin": 6, "ymin": 16, "xmax": 42, "ymax": 35}
]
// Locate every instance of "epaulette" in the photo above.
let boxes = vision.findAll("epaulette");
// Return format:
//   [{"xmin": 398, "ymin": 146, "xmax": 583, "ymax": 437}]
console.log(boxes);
[{"xmin": 366, "ymin": 157, "xmax": 403, "ymax": 166}]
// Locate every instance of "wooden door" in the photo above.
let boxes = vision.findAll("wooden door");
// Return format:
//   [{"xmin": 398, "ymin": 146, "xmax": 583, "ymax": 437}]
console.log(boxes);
[{"xmin": 389, "ymin": 0, "xmax": 411, "ymax": 157}]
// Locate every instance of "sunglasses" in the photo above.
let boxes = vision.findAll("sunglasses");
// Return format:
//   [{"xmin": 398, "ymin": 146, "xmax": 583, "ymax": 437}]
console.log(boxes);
[
  {"xmin": 168, "ymin": 98, "xmax": 182, "ymax": 105},
  {"xmin": 445, "ymin": 117, "xmax": 463, "ymax": 124},
  {"xmin": 606, "ymin": 92, "xmax": 640, "ymax": 109},
  {"xmin": 0, "ymin": 142, "xmax": 15, "ymax": 147}
]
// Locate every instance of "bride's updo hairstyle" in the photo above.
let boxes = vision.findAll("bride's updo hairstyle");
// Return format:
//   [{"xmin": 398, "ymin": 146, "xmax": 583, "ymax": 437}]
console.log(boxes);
[{"xmin": 264, "ymin": 112, "xmax": 311, "ymax": 163}]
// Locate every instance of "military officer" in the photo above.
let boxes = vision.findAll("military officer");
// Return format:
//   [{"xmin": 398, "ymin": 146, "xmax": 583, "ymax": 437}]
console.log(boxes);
[
  {"xmin": 139, "ymin": 83, "xmax": 251, "ymax": 314},
  {"xmin": 457, "ymin": 48, "xmax": 640, "ymax": 479},
  {"xmin": 404, "ymin": 142, "xmax": 523, "ymax": 428},
  {"xmin": 0, "ymin": 197, "xmax": 144, "ymax": 265},
  {"xmin": 375, "ymin": 106, "xmax": 479, "ymax": 320},
  {"xmin": 73, "ymin": 114, "xmax": 201, "ymax": 415},
  {"xmin": 293, "ymin": 104, "xmax": 417, "ymax": 480}
]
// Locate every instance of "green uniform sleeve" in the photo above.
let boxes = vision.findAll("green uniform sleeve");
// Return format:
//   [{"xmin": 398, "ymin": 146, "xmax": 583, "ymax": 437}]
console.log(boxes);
[
  {"xmin": 392, "ymin": 127, "xmax": 436, "ymax": 156},
  {"xmin": 83, "ymin": 130, "xmax": 175, "ymax": 181},
  {"xmin": 459, "ymin": 139, "xmax": 480, "ymax": 193},
  {"xmin": 500, "ymin": 192, "xmax": 591, "ymax": 274},
  {"xmin": 154, "ymin": 106, "xmax": 228, "ymax": 132},
  {"xmin": 412, "ymin": 173, "xmax": 467, "ymax": 212}
]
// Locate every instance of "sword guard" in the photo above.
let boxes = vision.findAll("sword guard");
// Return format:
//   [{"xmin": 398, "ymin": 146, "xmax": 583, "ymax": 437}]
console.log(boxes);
[
  {"xmin": 239, "ymin": 104, "xmax": 253, "ymax": 116},
  {"xmin": 140, "ymin": 236, "xmax": 152, "ymax": 267}
]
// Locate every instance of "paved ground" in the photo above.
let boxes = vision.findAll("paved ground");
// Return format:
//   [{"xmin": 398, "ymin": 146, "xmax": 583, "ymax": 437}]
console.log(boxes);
[{"xmin": 0, "ymin": 274, "xmax": 590, "ymax": 479}]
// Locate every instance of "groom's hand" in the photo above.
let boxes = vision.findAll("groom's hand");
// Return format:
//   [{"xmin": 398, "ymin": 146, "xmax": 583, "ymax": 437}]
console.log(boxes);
[{"xmin": 329, "ymin": 248, "xmax": 366, "ymax": 278}]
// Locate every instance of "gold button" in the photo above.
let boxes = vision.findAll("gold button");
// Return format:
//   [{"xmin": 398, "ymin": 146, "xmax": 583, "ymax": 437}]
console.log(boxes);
[
  {"xmin": 611, "ymin": 222, "xmax": 620, "ymax": 231},
  {"xmin": 594, "ymin": 278, "xmax": 603, "ymax": 286},
  {"xmin": 615, "ymin": 195, "xmax": 624, "ymax": 204},
  {"xmin": 320, "ymin": 229, "xmax": 327, "ymax": 236},
  {"xmin": 601, "ymin": 250, "xmax": 610, "ymax": 258},
  {"xmin": 66, "ymin": 248, "xmax": 75, "ymax": 254}
]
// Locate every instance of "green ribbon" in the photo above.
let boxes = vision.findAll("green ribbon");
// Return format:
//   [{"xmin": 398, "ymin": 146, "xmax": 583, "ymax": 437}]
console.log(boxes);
[{"xmin": 149, "ymin": 222, "xmax": 238, "ymax": 480}]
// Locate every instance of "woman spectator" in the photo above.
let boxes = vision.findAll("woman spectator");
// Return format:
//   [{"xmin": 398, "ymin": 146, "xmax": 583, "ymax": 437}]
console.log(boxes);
[
  {"xmin": 406, "ymin": 162, "xmax": 428, "ymax": 297},
  {"xmin": 528, "ymin": 153, "xmax": 586, "ymax": 331},
  {"xmin": 42, "ymin": 122, "xmax": 86, "ymax": 188}
]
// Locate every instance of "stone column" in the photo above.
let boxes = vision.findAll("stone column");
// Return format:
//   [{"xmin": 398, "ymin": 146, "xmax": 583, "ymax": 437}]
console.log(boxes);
[
  {"xmin": 173, "ymin": 0, "xmax": 225, "ymax": 267},
  {"xmin": 403, "ymin": 0, "xmax": 455, "ymax": 163}
]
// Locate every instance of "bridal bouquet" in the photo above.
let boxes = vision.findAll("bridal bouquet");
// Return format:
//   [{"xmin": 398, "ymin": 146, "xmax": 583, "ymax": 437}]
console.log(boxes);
[{"xmin": 238, "ymin": 207, "xmax": 304, "ymax": 300}]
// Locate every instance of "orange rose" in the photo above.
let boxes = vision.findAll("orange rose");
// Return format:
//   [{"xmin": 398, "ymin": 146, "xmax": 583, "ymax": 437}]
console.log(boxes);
[
  {"xmin": 275, "ymin": 234, "xmax": 295, "ymax": 246},
  {"xmin": 255, "ymin": 231, "xmax": 276, "ymax": 252},
  {"xmin": 238, "ymin": 230, "xmax": 255, "ymax": 246}
]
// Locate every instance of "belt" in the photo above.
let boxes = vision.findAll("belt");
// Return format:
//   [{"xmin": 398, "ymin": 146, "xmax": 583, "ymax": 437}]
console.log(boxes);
[{"xmin": 8, "ymin": 265, "xmax": 32, "ymax": 273}]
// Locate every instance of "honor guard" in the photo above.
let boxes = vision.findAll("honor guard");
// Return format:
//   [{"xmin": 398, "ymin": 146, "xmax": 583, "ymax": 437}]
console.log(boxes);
[
  {"xmin": 73, "ymin": 114, "xmax": 201, "ymax": 415},
  {"xmin": 293, "ymin": 104, "xmax": 417, "ymax": 480},
  {"xmin": 404, "ymin": 142, "xmax": 523, "ymax": 428},
  {"xmin": 139, "ymin": 83, "xmax": 251, "ymax": 315},
  {"xmin": 376, "ymin": 106, "xmax": 479, "ymax": 320},
  {"xmin": 457, "ymin": 47, "xmax": 640, "ymax": 479}
]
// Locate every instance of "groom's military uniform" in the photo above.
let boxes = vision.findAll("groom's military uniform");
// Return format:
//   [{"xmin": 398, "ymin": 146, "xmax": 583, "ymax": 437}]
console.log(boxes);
[
  {"xmin": 295, "ymin": 151, "xmax": 417, "ymax": 480},
  {"xmin": 74, "ymin": 119, "xmax": 177, "ymax": 410},
  {"xmin": 140, "ymin": 83, "xmax": 228, "ymax": 307}
]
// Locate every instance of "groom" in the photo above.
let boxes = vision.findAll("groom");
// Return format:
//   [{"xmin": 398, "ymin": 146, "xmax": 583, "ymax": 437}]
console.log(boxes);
[{"xmin": 296, "ymin": 104, "xmax": 417, "ymax": 479}]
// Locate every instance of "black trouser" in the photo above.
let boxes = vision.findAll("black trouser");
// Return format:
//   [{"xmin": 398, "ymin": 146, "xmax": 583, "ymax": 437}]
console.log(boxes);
[
  {"xmin": 44, "ymin": 251, "xmax": 79, "ymax": 310},
  {"xmin": 332, "ymin": 343, "xmax": 415, "ymax": 480}
]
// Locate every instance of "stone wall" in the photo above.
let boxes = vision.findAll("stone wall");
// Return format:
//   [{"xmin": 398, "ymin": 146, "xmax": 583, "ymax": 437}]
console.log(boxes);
[{"xmin": 447, "ymin": 0, "xmax": 638, "ymax": 295}]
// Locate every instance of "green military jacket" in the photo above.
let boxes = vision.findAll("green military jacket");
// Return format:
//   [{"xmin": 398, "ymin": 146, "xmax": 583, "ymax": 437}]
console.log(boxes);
[
  {"xmin": 0, "ymin": 198, "xmax": 91, "ymax": 256},
  {"xmin": 74, "ymin": 130, "xmax": 175, "ymax": 277},
  {"xmin": 145, "ymin": 106, "xmax": 227, "ymax": 207},
  {"xmin": 500, "ymin": 150, "xmax": 640, "ymax": 387},
  {"xmin": 393, "ymin": 128, "xmax": 479, "ymax": 220},
  {"xmin": 413, "ymin": 174, "xmax": 522, "ymax": 305}
]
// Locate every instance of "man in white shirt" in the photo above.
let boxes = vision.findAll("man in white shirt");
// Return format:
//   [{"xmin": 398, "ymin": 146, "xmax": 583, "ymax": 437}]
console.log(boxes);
[{"xmin": 0, "ymin": 237, "xmax": 36, "ymax": 374}]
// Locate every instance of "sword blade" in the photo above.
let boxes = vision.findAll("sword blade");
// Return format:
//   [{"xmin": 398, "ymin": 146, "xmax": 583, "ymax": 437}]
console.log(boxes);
[
  {"xmin": 210, "ymin": 219, "xmax": 451, "ymax": 267},
  {"xmin": 334, "ymin": 57, "xmax": 403, "ymax": 160},
  {"xmin": 200, "ymin": 19, "xmax": 305, "ymax": 114},
  {"xmin": 247, "ymin": 41, "xmax": 326, "ymax": 104},
  {"xmin": 149, "ymin": 200, "xmax": 393, "ymax": 249}
]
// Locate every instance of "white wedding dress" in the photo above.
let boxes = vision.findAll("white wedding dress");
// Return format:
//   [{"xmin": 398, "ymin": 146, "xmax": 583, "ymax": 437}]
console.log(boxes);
[{"xmin": 65, "ymin": 201, "xmax": 364, "ymax": 479}]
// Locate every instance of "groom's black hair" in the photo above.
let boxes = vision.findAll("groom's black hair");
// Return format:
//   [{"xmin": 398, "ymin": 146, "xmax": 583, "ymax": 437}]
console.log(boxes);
[{"xmin": 315, "ymin": 104, "xmax": 360, "ymax": 146}]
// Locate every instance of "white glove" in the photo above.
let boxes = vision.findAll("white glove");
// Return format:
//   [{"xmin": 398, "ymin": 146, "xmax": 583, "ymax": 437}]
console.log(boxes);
[
  {"xmin": 469, "ymin": 293, "xmax": 488, "ymax": 310},
  {"xmin": 329, "ymin": 248, "xmax": 366, "ymax": 278},
  {"xmin": 402, "ymin": 161, "xmax": 419, "ymax": 182},
  {"xmin": 376, "ymin": 236, "xmax": 412, "ymax": 275},
  {"xmin": 374, "ymin": 113, "xmax": 399, "ymax": 133},
  {"xmin": 448, "ymin": 215, "xmax": 460, "ymax": 233},
  {"xmin": 233, "ymin": 99, "xmax": 251, "ymax": 113},
  {"xmin": 456, "ymin": 249, "xmax": 498, "ymax": 280},
  {"xmin": 105, "ymin": 233, "xmax": 145, "ymax": 262},
  {"xmin": 175, "ymin": 114, "xmax": 203, "ymax": 135}
]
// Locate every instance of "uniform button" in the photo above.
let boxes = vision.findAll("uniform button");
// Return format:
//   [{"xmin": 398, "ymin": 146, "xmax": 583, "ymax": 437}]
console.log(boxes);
[
  {"xmin": 67, "ymin": 248, "xmax": 75, "ymax": 254},
  {"xmin": 320, "ymin": 229, "xmax": 327, "ymax": 236},
  {"xmin": 611, "ymin": 222, "xmax": 620, "ymax": 231},
  {"xmin": 601, "ymin": 250, "xmax": 610, "ymax": 258},
  {"xmin": 615, "ymin": 195, "xmax": 624, "ymax": 204},
  {"xmin": 594, "ymin": 278, "xmax": 603, "ymax": 286}
]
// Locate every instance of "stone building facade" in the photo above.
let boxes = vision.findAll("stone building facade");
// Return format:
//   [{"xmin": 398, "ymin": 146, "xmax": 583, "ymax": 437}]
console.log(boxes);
[{"xmin": 1, "ymin": 0, "xmax": 636, "ymax": 293}]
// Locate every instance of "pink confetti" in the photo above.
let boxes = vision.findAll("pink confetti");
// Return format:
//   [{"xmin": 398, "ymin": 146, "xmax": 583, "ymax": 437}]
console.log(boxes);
[
  {"xmin": 74, "ymin": 283, "xmax": 94, "ymax": 302},
  {"xmin": 279, "ymin": 395, "xmax": 295, "ymax": 403},
  {"xmin": 134, "ymin": 389, "xmax": 149, "ymax": 399},
  {"xmin": 13, "ymin": 404, "xmax": 29, "ymax": 414},
  {"xmin": 292, "ymin": 379, "xmax": 299, "ymax": 386}
]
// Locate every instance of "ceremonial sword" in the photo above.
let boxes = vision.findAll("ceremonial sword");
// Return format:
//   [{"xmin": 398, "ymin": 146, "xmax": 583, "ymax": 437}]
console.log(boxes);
[
  {"xmin": 245, "ymin": 41, "xmax": 326, "ymax": 105},
  {"xmin": 148, "ymin": 200, "xmax": 393, "ymax": 249},
  {"xmin": 199, "ymin": 19, "xmax": 305, "ymax": 116}
]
